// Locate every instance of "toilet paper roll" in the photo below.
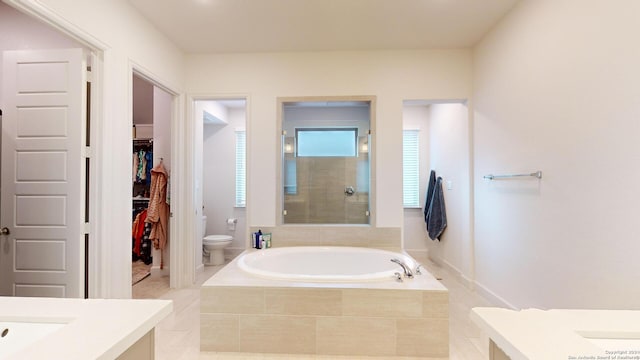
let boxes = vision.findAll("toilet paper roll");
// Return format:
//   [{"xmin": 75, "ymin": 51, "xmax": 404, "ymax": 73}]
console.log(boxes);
[{"xmin": 226, "ymin": 218, "xmax": 237, "ymax": 231}]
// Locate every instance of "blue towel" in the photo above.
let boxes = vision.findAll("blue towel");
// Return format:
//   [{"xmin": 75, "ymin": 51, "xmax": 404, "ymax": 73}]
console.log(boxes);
[
  {"xmin": 426, "ymin": 176, "xmax": 447, "ymax": 241},
  {"xmin": 424, "ymin": 170, "xmax": 436, "ymax": 224}
]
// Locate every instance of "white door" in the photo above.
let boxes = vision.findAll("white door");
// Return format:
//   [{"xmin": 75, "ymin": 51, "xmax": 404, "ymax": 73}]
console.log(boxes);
[{"xmin": 1, "ymin": 49, "xmax": 86, "ymax": 298}]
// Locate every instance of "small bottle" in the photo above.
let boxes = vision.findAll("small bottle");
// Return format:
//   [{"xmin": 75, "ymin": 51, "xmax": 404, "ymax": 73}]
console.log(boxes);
[
  {"xmin": 265, "ymin": 234, "xmax": 271, "ymax": 248},
  {"xmin": 256, "ymin": 230, "xmax": 263, "ymax": 249}
]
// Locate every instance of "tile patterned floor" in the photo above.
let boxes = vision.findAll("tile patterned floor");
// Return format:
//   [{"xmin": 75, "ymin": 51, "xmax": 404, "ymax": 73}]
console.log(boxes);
[{"xmin": 132, "ymin": 254, "xmax": 496, "ymax": 360}]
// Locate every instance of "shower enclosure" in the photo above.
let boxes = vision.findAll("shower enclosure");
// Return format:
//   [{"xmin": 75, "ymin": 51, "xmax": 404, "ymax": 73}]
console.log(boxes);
[{"xmin": 279, "ymin": 98, "xmax": 373, "ymax": 224}]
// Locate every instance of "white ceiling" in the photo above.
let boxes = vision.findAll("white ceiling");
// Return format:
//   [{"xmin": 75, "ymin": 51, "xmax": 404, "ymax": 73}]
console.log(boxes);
[{"xmin": 128, "ymin": 0, "xmax": 520, "ymax": 53}]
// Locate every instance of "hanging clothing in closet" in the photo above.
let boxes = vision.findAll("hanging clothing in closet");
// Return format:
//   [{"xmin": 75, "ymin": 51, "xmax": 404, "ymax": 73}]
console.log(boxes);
[
  {"xmin": 146, "ymin": 160, "xmax": 169, "ymax": 269},
  {"xmin": 133, "ymin": 152, "xmax": 139, "ymax": 182},
  {"xmin": 144, "ymin": 151, "xmax": 153, "ymax": 185},
  {"xmin": 132, "ymin": 204, "xmax": 153, "ymax": 264},
  {"xmin": 133, "ymin": 147, "xmax": 153, "ymax": 184}
]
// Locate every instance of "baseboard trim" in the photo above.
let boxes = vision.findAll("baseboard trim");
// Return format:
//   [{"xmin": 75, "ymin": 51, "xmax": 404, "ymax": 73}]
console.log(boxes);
[
  {"xmin": 225, "ymin": 247, "xmax": 244, "ymax": 261},
  {"xmin": 473, "ymin": 280, "xmax": 518, "ymax": 310},
  {"xmin": 405, "ymin": 249, "xmax": 428, "ymax": 259},
  {"xmin": 459, "ymin": 272, "xmax": 475, "ymax": 290},
  {"xmin": 150, "ymin": 266, "xmax": 169, "ymax": 278},
  {"xmin": 427, "ymin": 255, "xmax": 475, "ymax": 290},
  {"xmin": 441, "ymin": 258, "xmax": 475, "ymax": 290},
  {"xmin": 411, "ymin": 251, "xmax": 517, "ymax": 309}
]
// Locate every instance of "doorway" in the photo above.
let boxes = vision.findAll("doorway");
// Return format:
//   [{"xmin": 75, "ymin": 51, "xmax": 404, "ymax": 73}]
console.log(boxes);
[
  {"xmin": 402, "ymin": 99, "xmax": 473, "ymax": 283},
  {"xmin": 131, "ymin": 73, "xmax": 174, "ymax": 298},
  {"xmin": 193, "ymin": 97, "xmax": 248, "ymax": 271}
]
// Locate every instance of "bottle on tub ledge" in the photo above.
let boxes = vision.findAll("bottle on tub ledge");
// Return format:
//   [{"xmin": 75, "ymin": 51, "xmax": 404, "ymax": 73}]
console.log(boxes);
[
  {"xmin": 263, "ymin": 233, "xmax": 272, "ymax": 248},
  {"xmin": 252, "ymin": 230, "xmax": 272, "ymax": 249},
  {"xmin": 253, "ymin": 230, "xmax": 262, "ymax": 249}
]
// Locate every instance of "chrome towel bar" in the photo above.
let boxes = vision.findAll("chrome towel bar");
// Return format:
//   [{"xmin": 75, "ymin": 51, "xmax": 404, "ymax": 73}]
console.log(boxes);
[{"xmin": 483, "ymin": 171, "xmax": 542, "ymax": 180}]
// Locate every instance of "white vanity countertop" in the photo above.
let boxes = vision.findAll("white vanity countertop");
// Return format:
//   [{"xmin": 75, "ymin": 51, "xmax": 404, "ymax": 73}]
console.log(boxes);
[
  {"xmin": 470, "ymin": 307, "xmax": 640, "ymax": 360},
  {"xmin": 0, "ymin": 296, "xmax": 172, "ymax": 360}
]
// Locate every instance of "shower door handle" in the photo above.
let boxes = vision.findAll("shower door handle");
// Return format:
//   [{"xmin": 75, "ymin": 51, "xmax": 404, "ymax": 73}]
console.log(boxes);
[{"xmin": 344, "ymin": 186, "xmax": 355, "ymax": 196}]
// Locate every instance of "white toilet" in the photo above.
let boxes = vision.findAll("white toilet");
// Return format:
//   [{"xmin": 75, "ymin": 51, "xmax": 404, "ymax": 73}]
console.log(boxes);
[{"xmin": 202, "ymin": 216, "xmax": 233, "ymax": 266}]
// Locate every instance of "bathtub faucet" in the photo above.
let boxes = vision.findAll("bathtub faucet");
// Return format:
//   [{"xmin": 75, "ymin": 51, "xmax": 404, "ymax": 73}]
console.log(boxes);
[
  {"xmin": 390, "ymin": 258, "xmax": 414, "ymax": 279},
  {"xmin": 414, "ymin": 264, "xmax": 423, "ymax": 275}
]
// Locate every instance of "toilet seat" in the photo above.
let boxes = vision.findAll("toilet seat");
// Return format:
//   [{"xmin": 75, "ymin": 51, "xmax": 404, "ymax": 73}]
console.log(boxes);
[{"xmin": 204, "ymin": 235, "xmax": 233, "ymax": 243}]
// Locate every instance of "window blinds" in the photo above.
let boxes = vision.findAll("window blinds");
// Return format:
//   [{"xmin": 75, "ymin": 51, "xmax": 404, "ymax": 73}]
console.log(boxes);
[{"xmin": 403, "ymin": 129, "xmax": 420, "ymax": 208}]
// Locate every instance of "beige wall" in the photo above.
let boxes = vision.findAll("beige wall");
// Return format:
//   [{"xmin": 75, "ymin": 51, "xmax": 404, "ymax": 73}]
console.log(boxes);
[
  {"xmin": 186, "ymin": 50, "xmax": 472, "ymax": 230},
  {"xmin": 151, "ymin": 85, "xmax": 172, "ymax": 274},
  {"xmin": 13, "ymin": 0, "xmax": 640, "ymax": 309},
  {"xmin": 426, "ymin": 103, "xmax": 471, "ymax": 284},
  {"xmin": 473, "ymin": 0, "xmax": 640, "ymax": 309},
  {"xmin": 133, "ymin": 75, "xmax": 153, "ymax": 125}
]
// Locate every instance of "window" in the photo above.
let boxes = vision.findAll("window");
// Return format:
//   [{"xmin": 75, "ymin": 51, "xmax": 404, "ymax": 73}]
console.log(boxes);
[
  {"xmin": 235, "ymin": 130, "xmax": 246, "ymax": 207},
  {"xmin": 403, "ymin": 129, "xmax": 420, "ymax": 208},
  {"xmin": 296, "ymin": 128, "xmax": 357, "ymax": 157},
  {"xmin": 284, "ymin": 159, "xmax": 297, "ymax": 195}
]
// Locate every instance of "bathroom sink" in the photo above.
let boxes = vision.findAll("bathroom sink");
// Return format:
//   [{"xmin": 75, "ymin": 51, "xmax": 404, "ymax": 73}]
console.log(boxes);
[
  {"xmin": 0, "ymin": 321, "xmax": 67, "ymax": 358},
  {"xmin": 578, "ymin": 331, "xmax": 640, "ymax": 351}
]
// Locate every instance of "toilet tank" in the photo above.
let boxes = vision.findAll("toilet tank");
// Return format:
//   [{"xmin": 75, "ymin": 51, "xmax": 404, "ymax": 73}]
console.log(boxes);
[{"xmin": 202, "ymin": 216, "xmax": 207, "ymax": 237}]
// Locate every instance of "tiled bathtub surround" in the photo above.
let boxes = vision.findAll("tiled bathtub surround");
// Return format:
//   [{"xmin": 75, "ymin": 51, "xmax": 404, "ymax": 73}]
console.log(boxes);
[
  {"xmin": 200, "ymin": 252, "xmax": 449, "ymax": 357},
  {"xmin": 248, "ymin": 226, "xmax": 401, "ymax": 249}
]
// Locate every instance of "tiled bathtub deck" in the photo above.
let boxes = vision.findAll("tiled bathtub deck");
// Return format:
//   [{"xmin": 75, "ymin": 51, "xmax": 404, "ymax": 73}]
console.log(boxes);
[{"xmin": 200, "ymin": 252, "xmax": 449, "ymax": 358}]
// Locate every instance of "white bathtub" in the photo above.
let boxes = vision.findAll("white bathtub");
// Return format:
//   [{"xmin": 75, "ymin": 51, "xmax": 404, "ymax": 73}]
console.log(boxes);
[{"xmin": 237, "ymin": 246, "xmax": 417, "ymax": 282}]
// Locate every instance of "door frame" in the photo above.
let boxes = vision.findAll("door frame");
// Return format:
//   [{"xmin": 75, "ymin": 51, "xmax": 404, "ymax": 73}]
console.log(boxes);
[
  {"xmin": 130, "ymin": 64, "xmax": 186, "ymax": 289},
  {"xmin": 4, "ymin": 0, "xmax": 191, "ymax": 296},
  {"xmin": 189, "ymin": 94, "xmax": 251, "ymax": 272},
  {"xmin": 4, "ymin": 0, "xmax": 110, "ymax": 297}
]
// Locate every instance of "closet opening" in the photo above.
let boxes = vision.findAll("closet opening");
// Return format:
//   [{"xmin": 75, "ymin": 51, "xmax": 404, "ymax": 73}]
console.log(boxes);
[{"xmin": 131, "ymin": 73, "xmax": 173, "ymax": 298}]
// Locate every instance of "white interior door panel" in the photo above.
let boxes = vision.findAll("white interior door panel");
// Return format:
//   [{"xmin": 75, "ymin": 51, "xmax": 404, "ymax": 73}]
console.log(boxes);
[{"xmin": 1, "ymin": 48, "xmax": 86, "ymax": 298}]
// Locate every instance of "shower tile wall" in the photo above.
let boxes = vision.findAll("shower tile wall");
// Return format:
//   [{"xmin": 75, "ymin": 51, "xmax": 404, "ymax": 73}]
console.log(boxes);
[{"xmin": 284, "ymin": 156, "xmax": 369, "ymax": 224}]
